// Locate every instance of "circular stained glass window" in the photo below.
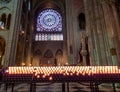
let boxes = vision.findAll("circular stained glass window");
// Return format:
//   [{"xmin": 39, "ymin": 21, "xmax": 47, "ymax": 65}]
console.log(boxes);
[{"xmin": 37, "ymin": 9, "xmax": 62, "ymax": 32}]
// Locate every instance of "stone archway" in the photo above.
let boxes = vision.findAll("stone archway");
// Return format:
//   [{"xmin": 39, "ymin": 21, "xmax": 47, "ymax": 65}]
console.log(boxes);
[
  {"xmin": 55, "ymin": 49, "xmax": 63, "ymax": 65},
  {"xmin": 42, "ymin": 49, "xmax": 54, "ymax": 66},
  {"xmin": 32, "ymin": 49, "xmax": 42, "ymax": 66}
]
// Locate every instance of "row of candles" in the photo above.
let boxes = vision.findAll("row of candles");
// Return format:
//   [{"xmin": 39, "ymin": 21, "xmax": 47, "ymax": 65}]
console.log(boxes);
[{"xmin": 6, "ymin": 66, "xmax": 120, "ymax": 76}]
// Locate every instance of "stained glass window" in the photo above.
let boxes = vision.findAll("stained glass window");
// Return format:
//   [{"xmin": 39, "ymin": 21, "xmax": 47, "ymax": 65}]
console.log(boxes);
[
  {"xmin": 35, "ymin": 33, "xmax": 63, "ymax": 41},
  {"xmin": 36, "ymin": 9, "xmax": 62, "ymax": 32},
  {"xmin": 35, "ymin": 9, "xmax": 63, "ymax": 41},
  {"xmin": 35, "ymin": 34, "xmax": 39, "ymax": 41}
]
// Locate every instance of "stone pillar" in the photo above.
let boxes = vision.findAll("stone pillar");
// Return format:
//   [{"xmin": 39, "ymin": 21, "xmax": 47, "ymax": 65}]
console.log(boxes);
[
  {"xmin": 4, "ymin": 0, "xmax": 23, "ymax": 66},
  {"xmin": 93, "ymin": 0, "xmax": 109, "ymax": 65},
  {"xmin": 26, "ymin": 21, "xmax": 33, "ymax": 66},
  {"xmin": 84, "ymin": 0, "xmax": 117, "ymax": 65},
  {"xmin": 109, "ymin": 2, "xmax": 120, "ymax": 66},
  {"xmin": 84, "ymin": 0, "xmax": 101, "ymax": 65},
  {"xmin": 5, "ymin": 14, "xmax": 8, "ymax": 29},
  {"xmin": 80, "ymin": 32, "xmax": 87, "ymax": 65},
  {"xmin": 21, "ymin": 11, "xmax": 28, "ymax": 66},
  {"xmin": 62, "ymin": 7, "xmax": 68, "ymax": 65},
  {"xmin": 66, "ymin": 0, "xmax": 75, "ymax": 64},
  {"xmin": 101, "ymin": 1, "xmax": 118, "ymax": 65}
]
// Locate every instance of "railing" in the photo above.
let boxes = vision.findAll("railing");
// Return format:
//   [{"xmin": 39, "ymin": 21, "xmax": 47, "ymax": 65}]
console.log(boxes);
[{"xmin": 1, "ymin": 66, "xmax": 120, "ymax": 92}]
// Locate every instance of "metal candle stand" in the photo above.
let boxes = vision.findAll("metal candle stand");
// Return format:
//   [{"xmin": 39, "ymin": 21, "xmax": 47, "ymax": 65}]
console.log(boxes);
[{"xmin": 1, "ymin": 66, "xmax": 120, "ymax": 92}]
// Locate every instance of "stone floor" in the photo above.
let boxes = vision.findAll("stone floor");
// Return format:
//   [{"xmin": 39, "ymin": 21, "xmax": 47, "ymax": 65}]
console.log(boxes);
[{"xmin": 0, "ymin": 82, "xmax": 120, "ymax": 92}]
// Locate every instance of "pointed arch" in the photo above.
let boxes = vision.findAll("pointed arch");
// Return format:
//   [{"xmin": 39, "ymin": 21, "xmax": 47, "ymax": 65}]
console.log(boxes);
[
  {"xmin": 33, "ymin": 0, "xmax": 64, "ymax": 14},
  {"xmin": 55, "ymin": 49, "xmax": 63, "ymax": 57},
  {"xmin": 0, "ymin": 13, "xmax": 6, "ymax": 29},
  {"xmin": 0, "ymin": 7, "xmax": 11, "ymax": 11},
  {"xmin": 78, "ymin": 13, "xmax": 86, "ymax": 30},
  {"xmin": 55, "ymin": 49, "xmax": 63, "ymax": 65},
  {"xmin": 32, "ymin": 49, "xmax": 42, "ymax": 66},
  {"xmin": 44, "ymin": 49, "xmax": 53, "ymax": 58}
]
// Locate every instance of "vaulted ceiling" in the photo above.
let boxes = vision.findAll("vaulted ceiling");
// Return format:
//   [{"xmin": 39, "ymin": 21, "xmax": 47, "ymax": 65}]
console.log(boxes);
[{"xmin": 32, "ymin": 0, "xmax": 65, "ymax": 11}]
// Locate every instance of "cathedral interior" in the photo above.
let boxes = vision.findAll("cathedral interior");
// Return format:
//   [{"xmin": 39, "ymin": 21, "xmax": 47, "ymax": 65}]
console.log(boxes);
[
  {"xmin": 0, "ymin": 0, "xmax": 120, "ymax": 92},
  {"xmin": 0, "ymin": 0, "xmax": 120, "ymax": 67}
]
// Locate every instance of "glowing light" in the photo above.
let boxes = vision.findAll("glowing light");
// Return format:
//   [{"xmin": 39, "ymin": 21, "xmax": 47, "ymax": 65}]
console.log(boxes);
[
  {"xmin": 21, "ymin": 62, "xmax": 25, "ymax": 66},
  {"xmin": 4, "ymin": 66, "xmax": 120, "ymax": 82},
  {"xmin": 49, "ymin": 77, "xmax": 53, "ymax": 80},
  {"xmin": 36, "ymin": 9, "xmax": 62, "ymax": 32}
]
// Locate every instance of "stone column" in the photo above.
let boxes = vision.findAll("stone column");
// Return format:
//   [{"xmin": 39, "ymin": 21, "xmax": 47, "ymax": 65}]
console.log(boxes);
[
  {"xmin": 62, "ymin": 5, "xmax": 68, "ymax": 65},
  {"xmin": 4, "ymin": 0, "xmax": 23, "ymax": 66},
  {"xmin": 84, "ymin": 0, "xmax": 101, "ymax": 65},
  {"xmin": 109, "ymin": 2, "xmax": 120, "ymax": 65},
  {"xmin": 101, "ymin": 1, "xmax": 118, "ymax": 65},
  {"xmin": 80, "ymin": 32, "xmax": 87, "ymax": 65},
  {"xmin": 65, "ymin": 0, "xmax": 75, "ymax": 64},
  {"xmin": 26, "ymin": 19, "xmax": 33, "ymax": 66},
  {"xmin": 93, "ymin": 0, "xmax": 109, "ymax": 65},
  {"xmin": 21, "ymin": 11, "xmax": 28, "ymax": 66},
  {"xmin": 5, "ymin": 14, "xmax": 8, "ymax": 29}
]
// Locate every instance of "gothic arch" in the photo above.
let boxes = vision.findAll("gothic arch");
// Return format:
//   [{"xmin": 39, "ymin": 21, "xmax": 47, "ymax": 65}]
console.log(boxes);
[
  {"xmin": 44, "ymin": 49, "xmax": 53, "ymax": 58},
  {"xmin": 0, "ymin": 13, "xmax": 11, "ymax": 30},
  {"xmin": 0, "ymin": 13, "xmax": 6, "ymax": 29},
  {"xmin": 0, "ymin": 7, "xmax": 11, "ymax": 12},
  {"xmin": 31, "ymin": 0, "xmax": 66, "ymax": 65},
  {"xmin": 32, "ymin": 49, "xmax": 42, "ymax": 66},
  {"xmin": 55, "ymin": 49, "xmax": 63, "ymax": 65},
  {"xmin": 55, "ymin": 49, "xmax": 63, "ymax": 56},
  {"xmin": 78, "ymin": 13, "xmax": 86, "ymax": 30},
  {"xmin": 33, "ymin": 0, "xmax": 64, "ymax": 15}
]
